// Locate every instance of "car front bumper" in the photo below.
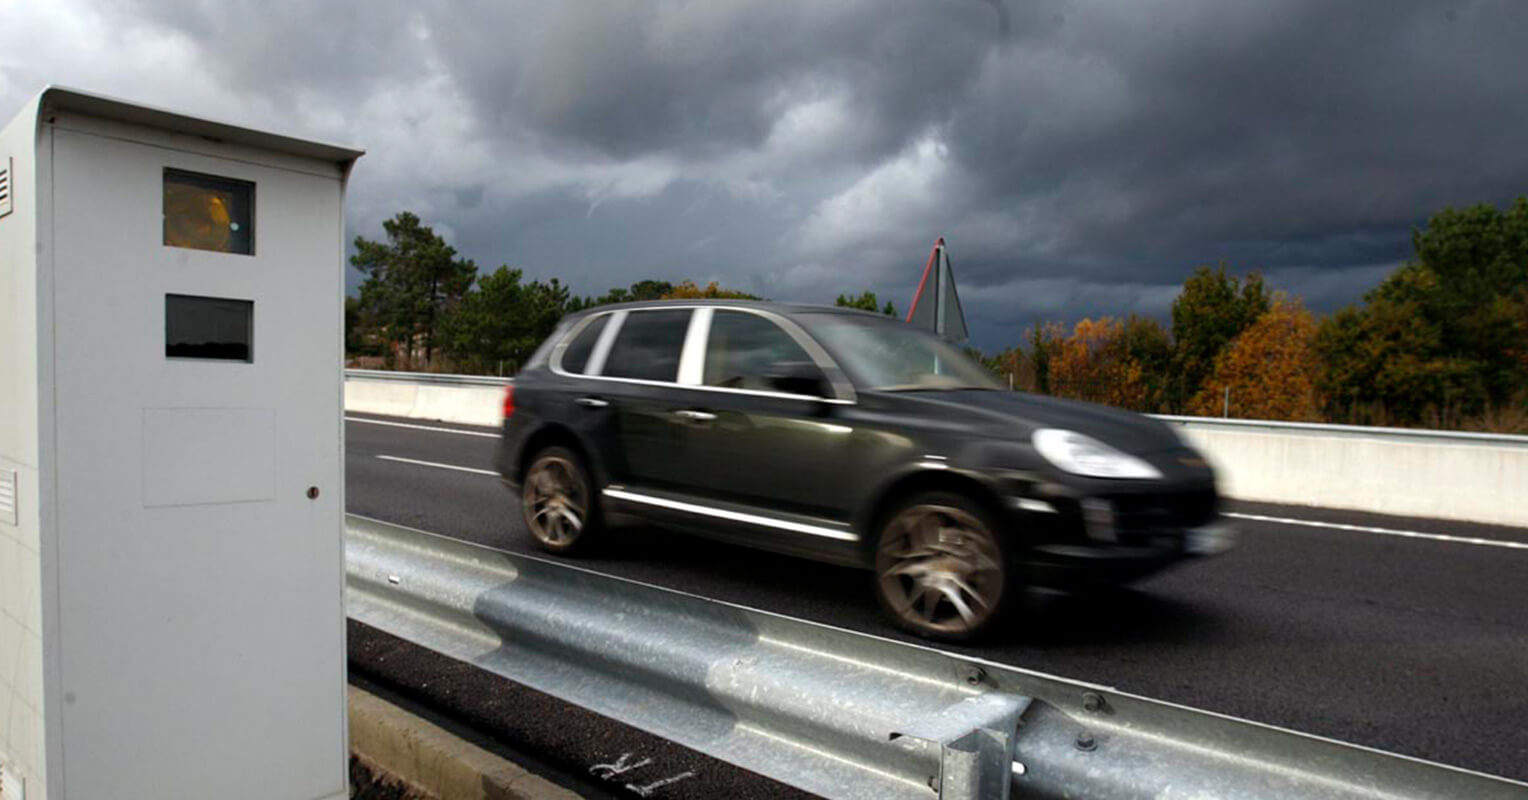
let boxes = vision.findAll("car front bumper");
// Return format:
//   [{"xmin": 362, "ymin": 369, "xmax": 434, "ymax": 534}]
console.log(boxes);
[{"xmin": 1020, "ymin": 519, "xmax": 1236, "ymax": 590}]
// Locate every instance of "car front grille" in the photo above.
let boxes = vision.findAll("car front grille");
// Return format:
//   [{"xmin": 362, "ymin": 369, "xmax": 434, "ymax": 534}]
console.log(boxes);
[{"xmin": 1106, "ymin": 489, "xmax": 1219, "ymax": 540}]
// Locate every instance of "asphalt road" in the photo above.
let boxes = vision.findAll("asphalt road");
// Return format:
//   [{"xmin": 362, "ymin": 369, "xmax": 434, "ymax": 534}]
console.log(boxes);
[{"xmin": 344, "ymin": 411, "xmax": 1528, "ymax": 784}]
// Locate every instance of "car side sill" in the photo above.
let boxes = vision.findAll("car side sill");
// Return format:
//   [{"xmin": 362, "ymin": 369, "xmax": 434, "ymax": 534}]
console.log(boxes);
[{"xmin": 602, "ymin": 488, "xmax": 860, "ymax": 542}]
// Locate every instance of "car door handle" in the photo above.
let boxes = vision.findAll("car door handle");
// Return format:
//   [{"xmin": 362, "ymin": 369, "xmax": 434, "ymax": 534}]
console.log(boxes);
[
  {"xmin": 575, "ymin": 397, "xmax": 609, "ymax": 408},
  {"xmin": 671, "ymin": 409, "xmax": 717, "ymax": 422}
]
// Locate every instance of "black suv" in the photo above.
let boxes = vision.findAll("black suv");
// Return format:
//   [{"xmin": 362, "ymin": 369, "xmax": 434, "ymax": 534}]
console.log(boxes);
[{"xmin": 496, "ymin": 301, "xmax": 1233, "ymax": 640}]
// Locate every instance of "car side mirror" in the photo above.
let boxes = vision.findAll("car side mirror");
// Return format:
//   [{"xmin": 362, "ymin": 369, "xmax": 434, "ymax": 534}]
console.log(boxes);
[{"xmin": 765, "ymin": 360, "xmax": 829, "ymax": 398}]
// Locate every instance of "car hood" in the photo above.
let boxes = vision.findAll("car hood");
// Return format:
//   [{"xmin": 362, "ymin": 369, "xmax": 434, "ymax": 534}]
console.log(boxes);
[{"xmin": 878, "ymin": 389, "xmax": 1184, "ymax": 455}]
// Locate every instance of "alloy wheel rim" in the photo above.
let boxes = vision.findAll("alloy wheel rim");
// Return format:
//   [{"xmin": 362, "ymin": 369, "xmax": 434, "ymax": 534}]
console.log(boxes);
[
  {"xmin": 877, "ymin": 505, "xmax": 1003, "ymax": 635},
  {"xmin": 524, "ymin": 456, "xmax": 586, "ymax": 546}
]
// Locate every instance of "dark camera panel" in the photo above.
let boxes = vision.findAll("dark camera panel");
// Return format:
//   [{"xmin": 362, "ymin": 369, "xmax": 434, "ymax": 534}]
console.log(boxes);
[{"xmin": 166, "ymin": 294, "xmax": 253, "ymax": 362}]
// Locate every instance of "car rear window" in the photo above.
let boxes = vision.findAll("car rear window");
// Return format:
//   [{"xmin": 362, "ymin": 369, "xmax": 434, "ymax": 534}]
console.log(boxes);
[
  {"xmin": 601, "ymin": 309, "xmax": 692, "ymax": 382},
  {"xmin": 558, "ymin": 314, "xmax": 608, "ymax": 374}
]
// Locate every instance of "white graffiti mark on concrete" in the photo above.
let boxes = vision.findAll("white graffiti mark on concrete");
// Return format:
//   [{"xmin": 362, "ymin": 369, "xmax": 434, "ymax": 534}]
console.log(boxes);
[
  {"xmin": 590, "ymin": 753, "xmax": 653, "ymax": 780},
  {"xmin": 626, "ymin": 771, "xmax": 697, "ymax": 797}
]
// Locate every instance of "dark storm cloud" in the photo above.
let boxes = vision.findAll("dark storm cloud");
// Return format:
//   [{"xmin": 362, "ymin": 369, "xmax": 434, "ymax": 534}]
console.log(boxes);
[
  {"xmin": 941, "ymin": 2, "xmax": 1528, "ymax": 285},
  {"xmin": 428, "ymin": 1, "xmax": 1030, "ymax": 162},
  {"xmin": 7, "ymin": 0, "xmax": 1526, "ymax": 350},
  {"xmin": 114, "ymin": 0, "xmax": 429, "ymax": 98}
]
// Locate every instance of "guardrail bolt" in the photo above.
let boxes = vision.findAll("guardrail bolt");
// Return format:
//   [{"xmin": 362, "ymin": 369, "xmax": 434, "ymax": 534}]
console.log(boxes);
[
  {"xmin": 1075, "ymin": 731, "xmax": 1097, "ymax": 752},
  {"xmin": 962, "ymin": 666, "xmax": 986, "ymax": 686},
  {"xmin": 1082, "ymin": 692, "xmax": 1105, "ymax": 712},
  {"xmin": 307, "ymin": 486, "xmax": 320, "ymax": 499}
]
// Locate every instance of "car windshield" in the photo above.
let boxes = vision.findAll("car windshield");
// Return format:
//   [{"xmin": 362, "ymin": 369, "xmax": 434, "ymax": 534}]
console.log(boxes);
[{"xmin": 798, "ymin": 312, "xmax": 1000, "ymax": 392}]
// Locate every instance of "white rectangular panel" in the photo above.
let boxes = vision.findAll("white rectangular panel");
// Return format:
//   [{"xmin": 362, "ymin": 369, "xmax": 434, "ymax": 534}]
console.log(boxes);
[{"xmin": 141, "ymin": 408, "xmax": 275, "ymax": 507}]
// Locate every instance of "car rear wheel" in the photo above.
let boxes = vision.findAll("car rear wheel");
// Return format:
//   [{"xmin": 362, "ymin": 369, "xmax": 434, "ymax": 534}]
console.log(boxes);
[
  {"xmin": 874, "ymin": 492, "xmax": 1009, "ymax": 641},
  {"xmin": 522, "ymin": 446, "xmax": 600, "ymax": 554}
]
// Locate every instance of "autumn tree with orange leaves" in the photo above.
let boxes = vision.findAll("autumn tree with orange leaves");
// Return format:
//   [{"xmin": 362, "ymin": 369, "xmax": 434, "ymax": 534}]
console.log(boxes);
[
  {"xmin": 1048, "ymin": 318, "xmax": 1151, "ymax": 409},
  {"xmin": 660, "ymin": 280, "xmax": 760, "ymax": 300},
  {"xmin": 1188, "ymin": 297, "xmax": 1320, "ymax": 420}
]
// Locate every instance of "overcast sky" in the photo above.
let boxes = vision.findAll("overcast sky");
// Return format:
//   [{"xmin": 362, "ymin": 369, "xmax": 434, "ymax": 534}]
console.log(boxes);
[{"xmin": 4, "ymin": 1, "xmax": 1525, "ymax": 349}]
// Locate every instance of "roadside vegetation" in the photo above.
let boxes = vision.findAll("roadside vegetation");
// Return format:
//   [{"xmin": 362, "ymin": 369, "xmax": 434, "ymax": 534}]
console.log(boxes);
[{"xmin": 347, "ymin": 198, "xmax": 1528, "ymax": 433}]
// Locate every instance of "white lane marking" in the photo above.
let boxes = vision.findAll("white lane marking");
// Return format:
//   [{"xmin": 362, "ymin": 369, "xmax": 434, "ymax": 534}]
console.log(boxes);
[
  {"xmin": 603, "ymin": 488, "xmax": 859, "ymax": 542},
  {"xmin": 346, "ymin": 416, "xmax": 498, "ymax": 438},
  {"xmin": 375, "ymin": 454, "xmax": 498, "ymax": 477},
  {"xmin": 1226, "ymin": 512, "xmax": 1528, "ymax": 551}
]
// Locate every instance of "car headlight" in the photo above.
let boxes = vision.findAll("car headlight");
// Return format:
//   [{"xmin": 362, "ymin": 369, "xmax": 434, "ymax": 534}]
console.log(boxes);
[{"xmin": 1032, "ymin": 429, "xmax": 1162, "ymax": 479}]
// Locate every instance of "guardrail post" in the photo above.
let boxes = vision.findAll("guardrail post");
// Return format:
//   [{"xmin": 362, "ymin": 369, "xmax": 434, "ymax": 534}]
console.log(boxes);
[{"xmin": 891, "ymin": 692, "xmax": 1032, "ymax": 800}]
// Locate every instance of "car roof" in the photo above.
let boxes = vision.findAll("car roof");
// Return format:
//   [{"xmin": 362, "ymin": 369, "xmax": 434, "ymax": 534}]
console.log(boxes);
[{"xmin": 564, "ymin": 298, "xmax": 891, "ymax": 320}]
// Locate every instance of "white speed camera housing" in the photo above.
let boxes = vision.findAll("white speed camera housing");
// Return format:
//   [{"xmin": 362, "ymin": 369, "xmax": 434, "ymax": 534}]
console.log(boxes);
[{"xmin": 0, "ymin": 87, "xmax": 360, "ymax": 800}]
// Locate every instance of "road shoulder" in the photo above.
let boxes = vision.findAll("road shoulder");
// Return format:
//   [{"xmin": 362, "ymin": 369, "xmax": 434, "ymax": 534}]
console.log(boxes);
[{"xmin": 350, "ymin": 683, "xmax": 584, "ymax": 800}]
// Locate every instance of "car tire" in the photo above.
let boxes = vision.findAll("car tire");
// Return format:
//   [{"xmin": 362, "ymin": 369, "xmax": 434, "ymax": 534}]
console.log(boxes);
[
  {"xmin": 522, "ymin": 446, "xmax": 602, "ymax": 554},
  {"xmin": 872, "ymin": 491, "xmax": 1011, "ymax": 642}
]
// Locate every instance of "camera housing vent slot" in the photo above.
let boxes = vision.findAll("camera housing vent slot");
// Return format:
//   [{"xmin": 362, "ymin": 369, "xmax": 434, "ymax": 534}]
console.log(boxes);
[{"xmin": 0, "ymin": 156, "xmax": 12, "ymax": 219}]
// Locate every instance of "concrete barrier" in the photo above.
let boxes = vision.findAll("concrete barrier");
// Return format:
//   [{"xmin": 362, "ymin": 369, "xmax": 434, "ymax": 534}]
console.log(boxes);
[
  {"xmin": 413, "ymin": 385, "xmax": 505, "ymax": 427},
  {"xmin": 345, "ymin": 380, "xmax": 423, "ymax": 419},
  {"xmin": 342, "ymin": 372, "xmax": 1528, "ymax": 527},
  {"xmin": 346, "ymin": 375, "xmax": 504, "ymax": 428},
  {"xmin": 1160, "ymin": 417, "xmax": 1528, "ymax": 528}
]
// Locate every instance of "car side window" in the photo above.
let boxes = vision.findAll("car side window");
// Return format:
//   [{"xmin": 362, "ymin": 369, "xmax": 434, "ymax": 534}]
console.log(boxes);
[
  {"xmin": 558, "ymin": 315, "xmax": 608, "ymax": 374},
  {"xmin": 601, "ymin": 309, "xmax": 691, "ymax": 382},
  {"xmin": 704, "ymin": 311, "xmax": 824, "ymax": 393}
]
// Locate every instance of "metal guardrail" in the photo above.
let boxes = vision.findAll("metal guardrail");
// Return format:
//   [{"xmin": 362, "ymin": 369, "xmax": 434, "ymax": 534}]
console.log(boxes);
[
  {"xmin": 344, "ymin": 368, "xmax": 511, "ymax": 386},
  {"xmin": 345, "ymin": 515, "xmax": 1527, "ymax": 800}
]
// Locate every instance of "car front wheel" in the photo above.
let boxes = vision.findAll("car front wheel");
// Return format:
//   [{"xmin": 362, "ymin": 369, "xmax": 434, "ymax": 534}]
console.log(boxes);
[
  {"xmin": 522, "ymin": 446, "xmax": 600, "ymax": 554},
  {"xmin": 873, "ymin": 492, "xmax": 1009, "ymax": 641}
]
